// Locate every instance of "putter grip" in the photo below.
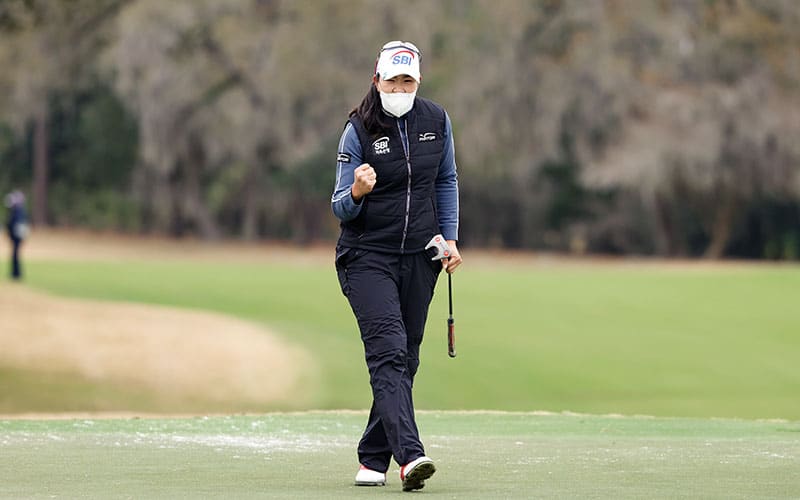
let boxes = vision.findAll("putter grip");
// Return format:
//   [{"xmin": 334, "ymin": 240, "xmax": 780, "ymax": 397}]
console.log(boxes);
[{"xmin": 447, "ymin": 318, "xmax": 456, "ymax": 358}]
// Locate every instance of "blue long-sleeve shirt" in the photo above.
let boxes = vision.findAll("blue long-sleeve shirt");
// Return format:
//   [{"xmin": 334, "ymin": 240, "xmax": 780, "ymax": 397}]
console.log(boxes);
[{"xmin": 331, "ymin": 111, "xmax": 459, "ymax": 242}]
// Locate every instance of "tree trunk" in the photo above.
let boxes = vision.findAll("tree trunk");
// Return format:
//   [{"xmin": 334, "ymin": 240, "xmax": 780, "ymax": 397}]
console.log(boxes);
[
  {"xmin": 704, "ymin": 197, "xmax": 736, "ymax": 259},
  {"xmin": 649, "ymin": 190, "xmax": 676, "ymax": 256},
  {"xmin": 32, "ymin": 106, "xmax": 49, "ymax": 226},
  {"xmin": 183, "ymin": 137, "xmax": 220, "ymax": 240},
  {"xmin": 240, "ymin": 163, "xmax": 261, "ymax": 241}
]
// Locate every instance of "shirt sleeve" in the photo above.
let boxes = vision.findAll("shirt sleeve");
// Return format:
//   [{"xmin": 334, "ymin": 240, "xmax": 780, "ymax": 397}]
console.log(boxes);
[
  {"xmin": 435, "ymin": 112, "xmax": 459, "ymax": 241},
  {"xmin": 331, "ymin": 122, "xmax": 364, "ymax": 222}
]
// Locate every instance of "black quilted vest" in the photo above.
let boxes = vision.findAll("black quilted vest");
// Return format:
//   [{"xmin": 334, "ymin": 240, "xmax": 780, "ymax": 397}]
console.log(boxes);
[{"xmin": 338, "ymin": 97, "xmax": 447, "ymax": 254}]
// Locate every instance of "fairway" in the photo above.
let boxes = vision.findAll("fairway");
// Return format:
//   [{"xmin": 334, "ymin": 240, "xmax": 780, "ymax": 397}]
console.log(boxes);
[
  {"xmin": 4, "ymin": 231, "xmax": 800, "ymax": 419},
  {"xmin": 1, "ymin": 412, "xmax": 798, "ymax": 499}
]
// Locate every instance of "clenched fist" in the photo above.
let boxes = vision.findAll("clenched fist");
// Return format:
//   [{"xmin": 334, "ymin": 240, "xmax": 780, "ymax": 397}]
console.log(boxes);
[{"xmin": 351, "ymin": 163, "xmax": 376, "ymax": 202}]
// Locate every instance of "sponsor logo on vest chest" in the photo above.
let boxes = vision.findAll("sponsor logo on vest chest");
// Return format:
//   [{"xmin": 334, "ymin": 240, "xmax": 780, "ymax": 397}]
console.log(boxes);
[
  {"xmin": 419, "ymin": 132, "xmax": 436, "ymax": 142},
  {"xmin": 373, "ymin": 136, "xmax": 390, "ymax": 155}
]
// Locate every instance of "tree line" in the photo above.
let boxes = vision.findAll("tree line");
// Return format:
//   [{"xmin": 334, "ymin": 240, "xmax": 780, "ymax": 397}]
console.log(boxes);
[{"xmin": 1, "ymin": 0, "xmax": 799, "ymax": 259}]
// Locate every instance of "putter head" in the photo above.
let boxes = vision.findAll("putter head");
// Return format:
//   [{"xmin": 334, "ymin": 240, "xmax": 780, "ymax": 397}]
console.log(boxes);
[{"xmin": 425, "ymin": 234, "xmax": 451, "ymax": 261}]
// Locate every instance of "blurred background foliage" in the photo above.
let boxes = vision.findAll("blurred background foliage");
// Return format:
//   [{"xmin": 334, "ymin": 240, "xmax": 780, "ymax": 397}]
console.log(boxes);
[{"xmin": 1, "ymin": 0, "xmax": 799, "ymax": 258}]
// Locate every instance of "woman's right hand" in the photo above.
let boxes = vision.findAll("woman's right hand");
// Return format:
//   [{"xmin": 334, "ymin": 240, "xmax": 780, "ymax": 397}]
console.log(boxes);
[{"xmin": 351, "ymin": 163, "xmax": 377, "ymax": 202}]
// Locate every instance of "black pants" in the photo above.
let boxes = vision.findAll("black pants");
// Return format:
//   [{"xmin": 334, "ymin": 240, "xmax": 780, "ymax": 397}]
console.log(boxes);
[
  {"xmin": 336, "ymin": 247, "xmax": 441, "ymax": 472},
  {"xmin": 10, "ymin": 238, "xmax": 21, "ymax": 280}
]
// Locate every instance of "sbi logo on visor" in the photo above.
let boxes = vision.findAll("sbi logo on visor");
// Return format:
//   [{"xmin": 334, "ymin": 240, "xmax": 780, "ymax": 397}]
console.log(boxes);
[{"xmin": 391, "ymin": 50, "xmax": 415, "ymax": 66}]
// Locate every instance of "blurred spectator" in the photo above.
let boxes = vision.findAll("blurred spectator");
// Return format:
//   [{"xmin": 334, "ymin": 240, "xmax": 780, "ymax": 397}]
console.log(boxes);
[{"xmin": 5, "ymin": 190, "xmax": 29, "ymax": 281}]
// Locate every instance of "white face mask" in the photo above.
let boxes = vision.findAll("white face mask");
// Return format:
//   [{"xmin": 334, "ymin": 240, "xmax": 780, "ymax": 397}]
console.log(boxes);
[{"xmin": 379, "ymin": 90, "xmax": 416, "ymax": 117}]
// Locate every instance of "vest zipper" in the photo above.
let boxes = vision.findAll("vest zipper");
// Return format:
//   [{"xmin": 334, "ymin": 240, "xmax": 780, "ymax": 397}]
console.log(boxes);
[{"xmin": 398, "ymin": 118, "xmax": 412, "ymax": 253}]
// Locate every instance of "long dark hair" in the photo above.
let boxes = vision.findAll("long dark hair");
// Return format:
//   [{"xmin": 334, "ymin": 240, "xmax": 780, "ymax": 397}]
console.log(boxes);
[{"xmin": 350, "ymin": 83, "xmax": 393, "ymax": 136}]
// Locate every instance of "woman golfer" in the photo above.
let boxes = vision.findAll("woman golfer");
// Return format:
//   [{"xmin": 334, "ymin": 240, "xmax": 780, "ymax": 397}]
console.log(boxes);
[{"xmin": 331, "ymin": 40, "xmax": 461, "ymax": 491}]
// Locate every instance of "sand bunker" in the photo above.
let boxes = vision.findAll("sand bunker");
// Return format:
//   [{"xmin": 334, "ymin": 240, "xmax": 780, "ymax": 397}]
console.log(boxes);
[{"xmin": 0, "ymin": 284, "xmax": 315, "ymax": 407}]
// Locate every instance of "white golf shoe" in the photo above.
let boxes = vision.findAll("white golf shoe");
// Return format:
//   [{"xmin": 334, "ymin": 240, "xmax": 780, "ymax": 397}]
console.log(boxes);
[
  {"xmin": 400, "ymin": 456, "xmax": 436, "ymax": 491},
  {"xmin": 354, "ymin": 465, "xmax": 386, "ymax": 486}
]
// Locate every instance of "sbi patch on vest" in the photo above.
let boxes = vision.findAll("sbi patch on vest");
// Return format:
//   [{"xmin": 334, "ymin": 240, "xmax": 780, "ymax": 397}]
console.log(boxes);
[{"xmin": 372, "ymin": 136, "xmax": 390, "ymax": 155}]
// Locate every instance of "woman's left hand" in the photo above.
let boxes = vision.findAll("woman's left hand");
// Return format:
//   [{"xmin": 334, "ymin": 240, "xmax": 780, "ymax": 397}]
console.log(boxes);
[{"xmin": 443, "ymin": 240, "xmax": 462, "ymax": 274}]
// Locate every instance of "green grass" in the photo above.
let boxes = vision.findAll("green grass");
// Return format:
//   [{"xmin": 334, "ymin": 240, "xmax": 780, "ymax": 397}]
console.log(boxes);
[
  {"xmin": 1, "ymin": 412, "xmax": 798, "ymax": 499},
  {"xmin": 0, "ymin": 367, "xmax": 158, "ymax": 413},
  {"xmin": 0, "ymin": 367, "xmax": 282, "ymax": 415},
  {"xmin": 5, "ymin": 256, "xmax": 800, "ymax": 419}
]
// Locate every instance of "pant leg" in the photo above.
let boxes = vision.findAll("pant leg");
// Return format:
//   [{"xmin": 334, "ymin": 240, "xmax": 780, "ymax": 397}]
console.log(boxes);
[
  {"xmin": 357, "ymin": 401, "xmax": 391, "ymax": 471},
  {"xmin": 336, "ymin": 249, "xmax": 424, "ymax": 470},
  {"xmin": 11, "ymin": 239, "xmax": 21, "ymax": 279},
  {"xmin": 337, "ymin": 248, "xmax": 393, "ymax": 468},
  {"xmin": 399, "ymin": 252, "xmax": 441, "ymax": 381}
]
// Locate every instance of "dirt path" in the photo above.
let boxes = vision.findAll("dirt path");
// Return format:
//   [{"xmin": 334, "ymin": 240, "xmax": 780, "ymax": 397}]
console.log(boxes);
[{"xmin": 0, "ymin": 284, "xmax": 315, "ymax": 407}]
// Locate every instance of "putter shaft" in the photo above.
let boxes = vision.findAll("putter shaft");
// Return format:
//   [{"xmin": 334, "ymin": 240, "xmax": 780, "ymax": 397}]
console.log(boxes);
[{"xmin": 447, "ymin": 271, "xmax": 456, "ymax": 357}]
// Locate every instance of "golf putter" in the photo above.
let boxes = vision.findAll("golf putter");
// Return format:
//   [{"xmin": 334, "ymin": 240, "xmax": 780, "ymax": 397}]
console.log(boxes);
[{"xmin": 425, "ymin": 234, "xmax": 456, "ymax": 358}]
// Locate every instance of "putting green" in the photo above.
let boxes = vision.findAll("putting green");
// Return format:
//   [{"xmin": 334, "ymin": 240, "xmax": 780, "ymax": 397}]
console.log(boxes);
[{"xmin": 1, "ymin": 411, "xmax": 798, "ymax": 498}]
